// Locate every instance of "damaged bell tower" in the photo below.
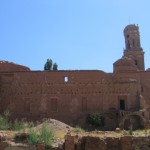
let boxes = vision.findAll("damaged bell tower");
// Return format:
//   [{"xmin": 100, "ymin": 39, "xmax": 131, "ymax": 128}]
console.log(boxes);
[{"xmin": 123, "ymin": 24, "xmax": 145, "ymax": 71}]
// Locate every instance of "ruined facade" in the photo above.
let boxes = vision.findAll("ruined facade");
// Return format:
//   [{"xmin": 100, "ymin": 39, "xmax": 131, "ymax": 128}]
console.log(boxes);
[{"xmin": 0, "ymin": 24, "xmax": 150, "ymax": 130}]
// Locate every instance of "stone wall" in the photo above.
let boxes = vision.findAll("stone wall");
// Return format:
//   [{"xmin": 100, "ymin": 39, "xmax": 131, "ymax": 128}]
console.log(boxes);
[
  {"xmin": 0, "ymin": 70, "xmax": 144, "ymax": 130},
  {"xmin": 65, "ymin": 134, "xmax": 150, "ymax": 150},
  {"xmin": 0, "ymin": 135, "xmax": 150, "ymax": 150},
  {"xmin": 0, "ymin": 141, "xmax": 62, "ymax": 150},
  {"xmin": 0, "ymin": 61, "xmax": 30, "ymax": 72},
  {"xmin": 0, "ymin": 141, "xmax": 36, "ymax": 150}
]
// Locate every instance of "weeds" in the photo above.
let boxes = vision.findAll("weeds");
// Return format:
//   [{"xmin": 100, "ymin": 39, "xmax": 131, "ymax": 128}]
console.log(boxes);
[
  {"xmin": 28, "ymin": 122, "xmax": 34, "ymax": 128},
  {"xmin": 12, "ymin": 119, "xmax": 24, "ymax": 131},
  {"xmin": 74, "ymin": 125, "xmax": 84, "ymax": 134},
  {"xmin": 128, "ymin": 127, "xmax": 133, "ymax": 135},
  {"xmin": 40, "ymin": 123, "xmax": 54, "ymax": 148},
  {"xmin": 144, "ymin": 129, "xmax": 148, "ymax": 135},
  {"xmin": 3, "ymin": 109, "xmax": 11, "ymax": 118},
  {"xmin": 0, "ymin": 110, "xmax": 54, "ymax": 148},
  {"xmin": 0, "ymin": 110, "xmax": 11, "ymax": 130},
  {"xmin": 27, "ymin": 128, "xmax": 39, "ymax": 145},
  {"xmin": 123, "ymin": 130, "xmax": 128, "ymax": 135},
  {"xmin": 27, "ymin": 123, "xmax": 54, "ymax": 148}
]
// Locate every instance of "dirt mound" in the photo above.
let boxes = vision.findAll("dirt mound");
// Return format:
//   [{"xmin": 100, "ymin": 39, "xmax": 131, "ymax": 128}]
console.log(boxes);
[
  {"xmin": 34, "ymin": 119, "xmax": 73, "ymax": 133},
  {"xmin": 33, "ymin": 119, "xmax": 73, "ymax": 148}
]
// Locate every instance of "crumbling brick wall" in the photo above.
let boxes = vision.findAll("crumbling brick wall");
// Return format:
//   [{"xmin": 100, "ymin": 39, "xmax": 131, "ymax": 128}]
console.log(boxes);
[{"xmin": 65, "ymin": 135, "xmax": 150, "ymax": 150}]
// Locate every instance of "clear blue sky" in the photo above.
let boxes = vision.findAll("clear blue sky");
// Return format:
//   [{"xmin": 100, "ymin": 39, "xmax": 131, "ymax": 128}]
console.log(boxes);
[{"xmin": 0, "ymin": 0, "xmax": 150, "ymax": 72}]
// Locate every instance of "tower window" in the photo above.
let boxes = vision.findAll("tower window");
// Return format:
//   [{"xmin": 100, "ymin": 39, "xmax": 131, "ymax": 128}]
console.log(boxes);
[
  {"xmin": 127, "ymin": 40, "xmax": 130, "ymax": 48},
  {"xmin": 133, "ymin": 39, "xmax": 135, "ymax": 47}
]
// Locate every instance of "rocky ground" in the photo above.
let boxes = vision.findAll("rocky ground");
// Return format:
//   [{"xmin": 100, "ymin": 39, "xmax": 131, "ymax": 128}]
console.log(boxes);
[
  {"xmin": 0, "ymin": 119, "xmax": 150, "ymax": 149},
  {"xmin": 0, "ymin": 119, "xmax": 73, "ymax": 149},
  {"xmin": 32, "ymin": 119, "xmax": 73, "ymax": 148}
]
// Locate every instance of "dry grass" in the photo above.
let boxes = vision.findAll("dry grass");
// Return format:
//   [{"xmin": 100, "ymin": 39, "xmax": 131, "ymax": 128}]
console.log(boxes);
[
  {"xmin": 1, "ymin": 119, "xmax": 150, "ymax": 143},
  {"xmin": 55, "ymin": 130, "xmax": 66, "ymax": 139},
  {"xmin": 0, "ymin": 130, "xmax": 17, "ymax": 140},
  {"xmin": 71, "ymin": 129, "xmax": 150, "ymax": 138}
]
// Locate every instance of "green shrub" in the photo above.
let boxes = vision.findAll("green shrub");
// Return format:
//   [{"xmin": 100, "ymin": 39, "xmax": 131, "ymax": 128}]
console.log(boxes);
[
  {"xmin": 27, "ymin": 129, "xmax": 39, "ymax": 145},
  {"xmin": 27, "ymin": 128, "xmax": 39, "ymax": 145},
  {"xmin": 13, "ymin": 119, "xmax": 24, "ymax": 131},
  {"xmin": 128, "ymin": 127, "xmax": 133, "ymax": 135},
  {"xmin": 0, "ymin": 115, "xmax": 10, "ymax": 130},
  {"xmin": 86, "ymin": 113, "xmax": 105, "ymax": 127},
  {"xmin": 0, "ymin": 110, "xmax": 11, "ymax": 130},
  {"xmin": 27, "ymin": 123, "xmax": 54, "ymax": 148},
  {"xmin": 40, "ymin": 123, "xmax": 54, "ymax": 148},
  {"xmin": 3, "ymin": 109, "xmax": 11, "ymax": 118},
  {"xmin": 28, "ymin": 122, "xmax": 34, "ymax": 128},
  {"xmin": 74, "ymin": 125, "xmax": 84, "ymax": 133}
]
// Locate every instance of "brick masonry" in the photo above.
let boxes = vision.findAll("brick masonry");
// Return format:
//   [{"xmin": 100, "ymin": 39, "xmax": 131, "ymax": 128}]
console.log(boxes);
[
  {"xmin": 65, "ymin": 135, "xmax": 150, "ymax": 150},
  {"xmin": 0, "ymin": 24, "xmax": 150, "ymax": 130}
]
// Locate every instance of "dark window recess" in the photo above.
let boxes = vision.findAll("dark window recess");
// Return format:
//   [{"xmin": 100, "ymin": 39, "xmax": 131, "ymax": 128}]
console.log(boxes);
[
  {"xmin": 133, "ymin": 39, "xmax": 135, "ymax": 47},
  {"xmin": 121, "ymin": 112, "xmax": 124, "ymax": 116},
  {"xmin": 127, "ymin": 40, "xmax": 130, "ymax": 48},
  {"xmin": 135, "ymin": 60, "xmax": 138, "ymax": 65},
  {"xmin": 51, "ymin": 98, "xmax": 58, "ymax": 111},
  {"xmin": 119, "ymin": 100, "xmax": 125, "ymax": 110},
  {"xmin": 141, "ymin": 86, "xmax": 144, "ymax": 92},
  {"xmin": 116, "ymin": 112, "xmax": 119, "ymax": 117},
  {"xmin": 142, "ymin": 112, "xmax": 144, "ymax": 116}
]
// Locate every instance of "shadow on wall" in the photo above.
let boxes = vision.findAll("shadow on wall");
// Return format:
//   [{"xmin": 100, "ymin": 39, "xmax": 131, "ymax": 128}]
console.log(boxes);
[{"xmin": 123, "ymin": 115, "xmax": 144, "ymax": 130}]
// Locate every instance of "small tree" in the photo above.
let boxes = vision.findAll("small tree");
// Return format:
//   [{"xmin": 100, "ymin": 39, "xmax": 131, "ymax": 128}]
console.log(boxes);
[
  {"xmin": 86, "ymin": 113, "xmax": 105, "ymax": 127},
  {"xmin": 53, "ymin": 63, "xmax": 58, "ymax": 70},
  {"xmin": 44, "ymin": 59, "xmax": 58, "ymax": 70},
  {"xmin": 44, "ymin": 59, "xmax": 53, "ymax": 70}
]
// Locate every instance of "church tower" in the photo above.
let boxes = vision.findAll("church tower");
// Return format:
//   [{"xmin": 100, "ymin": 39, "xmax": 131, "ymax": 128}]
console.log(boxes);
[{"xmin": 123, "ymin": 24, "xmax": 145, "ymax": 70}]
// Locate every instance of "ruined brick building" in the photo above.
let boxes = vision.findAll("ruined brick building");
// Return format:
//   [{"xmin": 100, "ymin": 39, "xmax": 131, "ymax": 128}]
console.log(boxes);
[{"xmin": 0, "ymin": 24, "xmax": 150, "ymax": 130}]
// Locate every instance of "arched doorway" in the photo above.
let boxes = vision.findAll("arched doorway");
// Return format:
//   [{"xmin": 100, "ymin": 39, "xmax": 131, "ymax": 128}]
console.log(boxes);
[{"xmin": 123, "ymin": 115, "xmax": 144, "ymax": 130}]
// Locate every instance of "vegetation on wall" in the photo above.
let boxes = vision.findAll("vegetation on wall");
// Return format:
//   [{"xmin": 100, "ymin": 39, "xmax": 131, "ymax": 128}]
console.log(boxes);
[{"xmin": 73, "ymin": 125, "xmax": 84, "ymax": 133}]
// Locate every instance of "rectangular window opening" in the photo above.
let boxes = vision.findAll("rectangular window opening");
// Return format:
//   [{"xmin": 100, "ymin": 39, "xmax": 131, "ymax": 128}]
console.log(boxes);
[{"xmin": 119, "ymin": 99, "xmax": 125, "ymax": 110}]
